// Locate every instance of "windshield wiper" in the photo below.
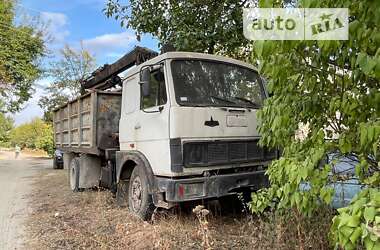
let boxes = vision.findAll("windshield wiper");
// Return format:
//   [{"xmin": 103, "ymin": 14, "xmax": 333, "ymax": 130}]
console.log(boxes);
[
  {"xmin": 210, "ymin": 95, "xmax": 236, "ymax": 105},
  {"xmin": 232, "ymin": 97, "xmax": 260, "ymax": 108},
  {"xmin": 186, "ymin": 103, "xmax": 208, "ymax": 107}
]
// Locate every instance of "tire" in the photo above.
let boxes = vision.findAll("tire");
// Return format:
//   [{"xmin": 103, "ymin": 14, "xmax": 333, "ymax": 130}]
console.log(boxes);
[
  {"xmin": 116, "ymin": 180, "xmax": 129, "ymax": 207},
  {"xmin": 128, "ymin": 167, "xmax": 155, "ymax": 221},
  {"xmin": 69, "ymin": 157, "xmax": 80, "ymax": 192},
  {"xmin": 53, "ymin": 158, "xmax": 58, "ymax": 169}
]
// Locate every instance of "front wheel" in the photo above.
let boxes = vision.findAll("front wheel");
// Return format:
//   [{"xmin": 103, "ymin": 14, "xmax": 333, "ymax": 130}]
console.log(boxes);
[{"xmin": 128, "ymin": 167, "xmax": 155, "ymax": 221}]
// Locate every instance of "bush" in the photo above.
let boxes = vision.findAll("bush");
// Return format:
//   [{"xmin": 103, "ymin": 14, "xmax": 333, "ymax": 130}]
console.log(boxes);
[
  {"xmin": 249, "ymin": 0, "xmax": 380, "ymax": 249},
  {"xmin": 10, "ymin": 118, "xmax": 54, "ymax": 155}
]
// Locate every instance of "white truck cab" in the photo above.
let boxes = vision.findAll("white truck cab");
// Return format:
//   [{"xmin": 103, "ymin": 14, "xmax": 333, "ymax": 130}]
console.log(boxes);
[{"xmin": 54, "ymin": 49, "xmax": 277, "ymax": 220}]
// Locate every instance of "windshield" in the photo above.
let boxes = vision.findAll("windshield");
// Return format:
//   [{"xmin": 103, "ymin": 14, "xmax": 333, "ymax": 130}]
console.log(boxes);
[{"xmin": 171, "ymin": 59, "xmax": 265, "ymax": 108}]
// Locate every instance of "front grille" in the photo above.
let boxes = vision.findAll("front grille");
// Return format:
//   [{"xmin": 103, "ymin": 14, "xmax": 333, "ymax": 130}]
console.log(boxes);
[
  {"xmin": 230, "ymin": 143, "xmax": 247, "ymax": 161},
  {"xmin": 247, "ymin": 141, "xmax": 264, "ymax": 160},
  {"xmin": 208, "ymin": 143, "xmax": 228, "ymax": 162},
  {"xmin": 183, "ymin": 140, "xmax": 276, "ymax": 167}
]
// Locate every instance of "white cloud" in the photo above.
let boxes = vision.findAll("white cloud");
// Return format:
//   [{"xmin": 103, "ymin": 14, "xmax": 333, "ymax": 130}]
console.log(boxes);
[
  {"xmin": 82, "ymin": 32, "xmax": 136, "ymax": 53},
  {"xmin": 40, "ymin": 12, "xmax": 70, "ymax": 44},
  {"xmin": 12, "ymin": 78, "xmax": 52, "ymax": 125}
]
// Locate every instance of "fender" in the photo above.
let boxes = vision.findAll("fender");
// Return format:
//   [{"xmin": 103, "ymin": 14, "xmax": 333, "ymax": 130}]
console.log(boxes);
[{"xmin": 115, "ymin": 150, "xmax": 157, "ymax": 193}]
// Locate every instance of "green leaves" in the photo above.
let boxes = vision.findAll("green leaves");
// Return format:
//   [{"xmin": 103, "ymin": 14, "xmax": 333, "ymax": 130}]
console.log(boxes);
[
  {"xmin": 9, "ymin": 118, "xmax": 54, "ymax": 155},
  {"xmin": 259, "ymin": 0, "xmax": 274, "ymax": 8},
  {"xmin": 0, "ymin": 113, "xmax": 14, "ymax": 146},
  {"xmin": 364, "ymin": 207, "xmax": 376, "ymax": 222},
  {"xmin": 359, "ymin": 122, "xmax": 380, "ymax": 156},
  {"xmin": 0, "ymin": 1, "xmax": 45, "ymax": 113},
  {"xmin": 104, "ymin": 0, "xmax": 250, "ymax": 58},
  {"xmin": 248, "ymin": 1, "xmax": 380, "ymax": 249},
  {"xmin": 331, "ymin": 189, "xmax": 380, "ymax": 250},
  {"xmin": 356, "ymin": 53, "xmax": 378, "ymax": 76},
  {"xmin": 320, "ymin": 187, "xmax": 334, "ymax": 204}
]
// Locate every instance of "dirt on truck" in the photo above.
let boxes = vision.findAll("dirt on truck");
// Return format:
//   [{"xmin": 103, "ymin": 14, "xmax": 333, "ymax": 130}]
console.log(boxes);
[{"xmin": 53, "ymin": 46, "xmax": 278, "ymax": 220}]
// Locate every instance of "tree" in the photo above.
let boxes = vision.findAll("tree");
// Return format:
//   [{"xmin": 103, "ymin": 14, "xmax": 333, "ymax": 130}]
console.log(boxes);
[
  {"xmin": 9, "ymin": 118, "xmax": 53, "ymax": 155},
  {"xmin": 35, "ymin": 122, "xmax": 54, "ymax": 156},
  {"xmin": 39, "ymin": 45, "xmax": 96, "ymax": 122},
  {"xmin": 247, "ymin": 1, "xmax": 380, "ymax": 249},
  {"xmin": 0, "ymin": 0, "xmax": 45, "ymax": 113},
  {"xmin": 104, "ymin": 0, "xmax": 255, "ymax": 58},
  {"xmin": 0, "ymin": 113, "xmax": 14, "ymax": 146}
]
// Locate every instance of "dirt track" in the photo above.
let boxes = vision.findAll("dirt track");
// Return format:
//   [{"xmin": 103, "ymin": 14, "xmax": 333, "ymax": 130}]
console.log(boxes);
[{"xmin": 0, "ymin": 150, "xmax": 51, "ymax": 250}]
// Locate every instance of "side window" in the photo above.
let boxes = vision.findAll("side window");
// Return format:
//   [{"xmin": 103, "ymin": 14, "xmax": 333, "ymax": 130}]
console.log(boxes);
[
  {"xmin": 123, "ymin": 78, "xmax": 138, "ymax": 114},
  {"xmin": 142, "ymin": 68, "xmax": 167, "ymax": 109}
]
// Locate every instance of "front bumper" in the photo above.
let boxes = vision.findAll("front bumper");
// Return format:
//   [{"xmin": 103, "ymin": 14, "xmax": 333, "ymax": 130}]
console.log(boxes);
[{"xmin": 155, "ymin": 170, "xmax": 268, "ymax": 202}]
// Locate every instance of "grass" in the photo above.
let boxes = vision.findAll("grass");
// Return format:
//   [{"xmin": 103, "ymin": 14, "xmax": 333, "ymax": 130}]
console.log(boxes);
[{"xmin": 25, "ymin": 169, "xmax": 335, "ymax": 249}]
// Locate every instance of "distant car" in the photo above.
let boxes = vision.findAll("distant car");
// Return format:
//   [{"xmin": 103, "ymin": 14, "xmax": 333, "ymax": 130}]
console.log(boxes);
[
  {"xmin": 53, "ymin": 149, "xmax": 64, "ymax": 169},
  {"xmin": 301, "ymin": 153, "xmax": 364, "ymax": 208},
  {"xmin": 327, "ymin": 153, "xmax": 364, "ymax": 208}
]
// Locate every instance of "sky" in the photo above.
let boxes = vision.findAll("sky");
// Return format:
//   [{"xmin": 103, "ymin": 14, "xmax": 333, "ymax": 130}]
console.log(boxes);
[{"xmin": 12, "ymin": 0, "xmax": 158, "ymax": 125}]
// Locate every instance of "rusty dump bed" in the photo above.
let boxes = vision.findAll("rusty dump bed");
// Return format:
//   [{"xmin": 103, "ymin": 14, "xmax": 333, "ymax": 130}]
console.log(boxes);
[{"xmin": 53, "ymin": 90, "xmax": 122, "ymax": 155}]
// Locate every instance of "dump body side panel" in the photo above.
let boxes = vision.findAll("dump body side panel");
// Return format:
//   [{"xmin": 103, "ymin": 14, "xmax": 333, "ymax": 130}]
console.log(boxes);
[
  {"xmin": 53, "ymin": 91, "xmax": 122, "ymax": 155},
  {"xmin": 96, "ymin": 92, "xmax": 122, "ymax": 150}
]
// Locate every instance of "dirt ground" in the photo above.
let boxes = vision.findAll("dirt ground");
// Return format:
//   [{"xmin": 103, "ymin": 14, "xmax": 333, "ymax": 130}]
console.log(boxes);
[
  {"xmin": 0, "ymin": 150, "xmax": 334, "ymax": 249},
  {"xmin": 24, "ymin": 168, "xmax": 262, "ymax": 249},
  {"xmin": 0, "ymin": 149, "xmax": 50, "ymax": 250}
]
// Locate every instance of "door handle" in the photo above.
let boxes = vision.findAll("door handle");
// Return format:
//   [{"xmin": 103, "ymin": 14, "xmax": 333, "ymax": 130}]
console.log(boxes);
[{"xmin": 134, "ymin": 123, "xmax": 141, "ymax": 129}]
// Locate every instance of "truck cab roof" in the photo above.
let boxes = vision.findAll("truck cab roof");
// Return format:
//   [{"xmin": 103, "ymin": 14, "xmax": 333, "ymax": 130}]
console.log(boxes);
[{"xmin": 126, "ymin": 51, "xmax": 258, "ymax": 78}]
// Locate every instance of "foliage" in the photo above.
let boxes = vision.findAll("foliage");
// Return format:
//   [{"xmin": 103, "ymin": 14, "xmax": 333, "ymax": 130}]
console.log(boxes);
[
  {"xmin": 0, "ymin": 0, "xmax": 46, "ymax": 112},
  {"xmin": 330, "ymin": 188, "xmax": 380, "ymax": 250},
  {"xmin": 39, "ymin": 92, "xmax": 69, "ymax": 123},
  {"xmin": 247, "ymin": 0, "xmax": 380, "ymax": 249},
  {"xmin": 104, "ymin": 0, "xmax": 255, "ymax": 58},
  {"xmin": 9, "ymin": 118, "xmax": 54, "ymax": 155},
  {"xmin": 0, "ymin": 112, "xmax": 14, "ymax": 146},
  {"xmin": 39, "ymin": 45, "xmax": 96, "ymax": 122},
  {"xmin": 35, "ymin": 123, "xmax": 54, "ymax": 156}
]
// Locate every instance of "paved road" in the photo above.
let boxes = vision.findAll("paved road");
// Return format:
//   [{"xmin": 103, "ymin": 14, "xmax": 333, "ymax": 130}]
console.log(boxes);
[{"xmin": 0, "ymin": 151, "xmax": 51, "ymax": 250}]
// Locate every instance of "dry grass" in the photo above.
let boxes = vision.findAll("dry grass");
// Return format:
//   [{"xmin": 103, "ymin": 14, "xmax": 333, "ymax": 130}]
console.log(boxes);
[{"xmin": 25, "ymin": 169, "xmax": 334, "ymax": 249}]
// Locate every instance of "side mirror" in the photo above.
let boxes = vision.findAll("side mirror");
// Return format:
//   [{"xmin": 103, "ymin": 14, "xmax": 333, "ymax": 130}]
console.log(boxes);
[{"xmin": 139, "ymin": 67, "xmax": 150, "ymax": 97}]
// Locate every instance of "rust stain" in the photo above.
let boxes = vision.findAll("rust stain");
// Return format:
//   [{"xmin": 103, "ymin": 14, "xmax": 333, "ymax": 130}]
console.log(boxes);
[{"xmin": 99, "ymin": 103, "xmax": 110, "ymax": 113}]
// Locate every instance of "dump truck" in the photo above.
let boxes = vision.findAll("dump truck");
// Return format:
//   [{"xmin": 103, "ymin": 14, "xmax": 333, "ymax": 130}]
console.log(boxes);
[{"xmin": 53, "ymin": 47, "xmax": 278, "ymax": 220}]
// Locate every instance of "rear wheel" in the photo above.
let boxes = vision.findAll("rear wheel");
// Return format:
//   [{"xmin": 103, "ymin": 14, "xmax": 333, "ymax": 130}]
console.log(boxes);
[
  {"xmin": 69, "ymin": 157, "xmax": 80, "ymax": 192},
  {"xmin": 128, "ymin": 167, "xmax": 155, "ymax": 221}
]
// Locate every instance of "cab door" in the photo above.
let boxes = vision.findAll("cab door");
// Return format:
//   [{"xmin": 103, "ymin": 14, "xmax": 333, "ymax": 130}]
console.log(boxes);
[
  {"xmin": 119, "ymin": 76, "xmax": 139, "ymax": 149},
  {"xmin": 120, "ymin": 64, "xmax": 171, "ymax": 175}
]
